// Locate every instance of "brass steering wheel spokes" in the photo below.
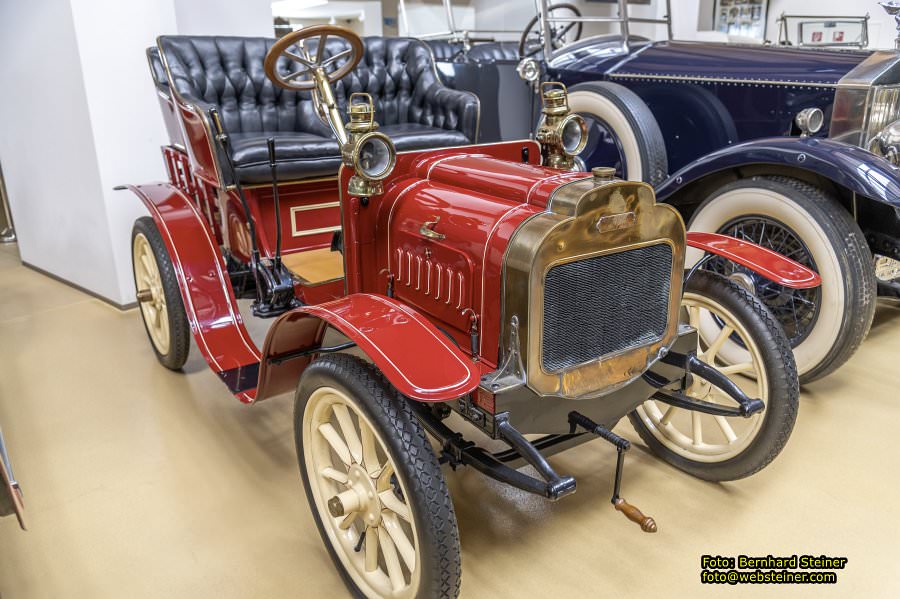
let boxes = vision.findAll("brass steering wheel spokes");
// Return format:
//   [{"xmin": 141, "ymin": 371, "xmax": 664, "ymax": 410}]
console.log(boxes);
[{"xmin": 264, "ymin": 25, "xmax": 364, "ymax": 92}]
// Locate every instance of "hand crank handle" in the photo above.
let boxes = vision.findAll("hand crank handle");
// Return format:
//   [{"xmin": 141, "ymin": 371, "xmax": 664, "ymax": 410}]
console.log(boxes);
[{"xmin": 614, "ymin": 498, "xmax": 657, "ymax": 533}]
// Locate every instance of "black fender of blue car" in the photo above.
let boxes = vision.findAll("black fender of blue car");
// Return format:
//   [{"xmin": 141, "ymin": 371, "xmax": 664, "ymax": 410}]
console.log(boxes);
[{"xmin": 655, "ymin": 136, "xmax": 900, "ymax": 210}]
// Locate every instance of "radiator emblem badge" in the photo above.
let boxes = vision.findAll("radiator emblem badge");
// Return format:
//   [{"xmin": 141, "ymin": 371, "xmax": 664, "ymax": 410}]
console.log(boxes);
[{"xmin": 596, "ymin": 212, "xmax": 636, "ymax": 233}]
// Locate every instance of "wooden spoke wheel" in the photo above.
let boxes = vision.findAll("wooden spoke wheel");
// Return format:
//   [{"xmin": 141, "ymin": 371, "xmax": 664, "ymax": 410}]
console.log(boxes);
[
  {"xmin": 131, "ymin": 217, "xmax": 190, "ymax": 370},
  {"xmin": 629, "ymin": 271, "xmax": 799, "ymax": 481},
  {"xmin": 295, "ymin": 355, "xmax": 460, "ymax": 599}
]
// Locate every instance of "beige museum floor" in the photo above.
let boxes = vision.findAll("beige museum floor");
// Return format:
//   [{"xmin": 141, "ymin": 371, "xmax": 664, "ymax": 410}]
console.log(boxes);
[{"xmin": 1, "ymin": 240, "xmax": 900, "ymax": 598}]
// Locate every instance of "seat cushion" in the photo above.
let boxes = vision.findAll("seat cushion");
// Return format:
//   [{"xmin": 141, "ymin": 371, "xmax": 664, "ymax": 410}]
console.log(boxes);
[
  {"xmin": 229, "ymin": 126, "xmax": 469, "ymax": 184},
  {"xmin": 380, "ymin": 124, "xmax": 470, "ymax": 151}
]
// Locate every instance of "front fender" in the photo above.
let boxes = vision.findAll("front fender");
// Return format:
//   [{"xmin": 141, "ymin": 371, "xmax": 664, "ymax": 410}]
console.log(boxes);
[
  {"xmin": 256, "ymin": 294, "xmax": 481, "ymax": 403},
  {"xmin": 687, "ymin": 232, "xmax": 821, "ymax": 289},
  {"xmin": 657, "ymin": 137, "xmax": 900, "ymax": 208}
]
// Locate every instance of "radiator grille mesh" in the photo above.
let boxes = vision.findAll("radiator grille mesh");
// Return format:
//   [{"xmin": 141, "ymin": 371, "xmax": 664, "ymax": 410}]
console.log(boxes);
[{"xmin": 541, "ymin": 244, "xmax": 673, "ymax": 372}]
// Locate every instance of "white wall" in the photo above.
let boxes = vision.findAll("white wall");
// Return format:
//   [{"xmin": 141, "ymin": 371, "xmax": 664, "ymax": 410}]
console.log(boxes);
[
  {"xmin": 0, "ymin": 0, "xmax": 122, "ymax": 301},
  {"xmin": 0, "ymin": 0, "xmax": 278, "ymax": 306},
  {"xmin": 281, "ymin": 1, "xmax": 384, "ymax": 36},
  {"xmin": 472, "ymin": 0, "xmax": 669, "ymax": 42},
  {"xmin": 69, "ymin": 0, "xmax": 180, "ymax": 304},
  {"xmin": 174, "ymin": 0, "xmax": 275, "ymax": 36}
]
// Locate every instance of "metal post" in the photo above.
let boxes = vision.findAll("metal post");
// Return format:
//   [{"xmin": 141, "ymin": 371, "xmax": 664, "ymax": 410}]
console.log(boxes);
[
  {"xmin": 538, "ymin": 0, "xmax": 552, "ymax": 57},
  {"xmin": 442, "ymin": 0, "xmax": 457, "ymax": 36},
  {"xmin": 0, "ymin": 162, "xmax": 15, "ymax": 243},
  {"xmin": 397, "ymin": 0, "xmax": 409, "ymax": 36},
  {"xmin": 618, "ymin": 0, "xmax": 630, "ymax": 53},
  {"xmin": 665, "ymin": 0, "xmax": 673, "ymax": 40}
]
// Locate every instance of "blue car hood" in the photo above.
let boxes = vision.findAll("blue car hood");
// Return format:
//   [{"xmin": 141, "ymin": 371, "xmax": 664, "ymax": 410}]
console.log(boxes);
[{"xmin": 551, "ymin": 41, "xmax": 872, "ymax": 86}]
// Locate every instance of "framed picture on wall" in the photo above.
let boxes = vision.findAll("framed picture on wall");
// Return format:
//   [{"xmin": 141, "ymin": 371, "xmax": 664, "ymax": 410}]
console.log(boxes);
[{"xmin": 713, "ymin": 0, "xmax": 768, "ymax": 39}]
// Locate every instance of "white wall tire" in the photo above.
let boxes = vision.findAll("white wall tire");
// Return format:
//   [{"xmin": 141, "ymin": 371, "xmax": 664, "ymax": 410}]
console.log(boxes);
[
  {"xmin": 630, "ymin": 271, "xmax": 799, "ymax": 481},
  {"xmin": 295, "ymin": 354, "xmax": 461, "ymax": 599},
  {"xmin": 687, "ymin": 176, "xmax": 876, "ymax": 383},
  {"xmin": 568, "ymin": 82, "xmax": 668, "ymax": 185}
]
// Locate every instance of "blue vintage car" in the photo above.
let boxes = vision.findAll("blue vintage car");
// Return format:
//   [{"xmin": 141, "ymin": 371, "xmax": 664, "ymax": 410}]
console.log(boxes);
[{"xmin": 419, "ymin": 0, "xmax": 900, "ymax": 383}]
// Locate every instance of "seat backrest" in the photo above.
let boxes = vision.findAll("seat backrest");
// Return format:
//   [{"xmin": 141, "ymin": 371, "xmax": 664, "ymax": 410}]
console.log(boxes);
[
  {"xmin": 157, "ymin": 35, "xmax": 460, "ymax": 138},
  {"xmin": 467, "ymin": 42, "xmax": 521, "ymax": 63},
  {"xmin": 146, "ymin": 47, "xmax": 170, "ymax": 94}
]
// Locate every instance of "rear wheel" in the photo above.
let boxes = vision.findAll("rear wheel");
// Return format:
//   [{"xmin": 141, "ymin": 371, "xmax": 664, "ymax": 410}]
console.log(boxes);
[
  {"xmin": 131, "ymin": 216, "xmax": 190, "ymax": 370},
  {"xmin": 629, "ymin": 271, "xmax": 799, "ymax": 481},
  {"xmin": 688, "ymin": 176, "xmax": 875, "ymax": 383},
  {"xmin": 568, "ymin": 81, "xmax": 668, "ymax": 186},
  {"xmin": 295, "ymin": 354, "xmax": 461, "ymax": 599}
]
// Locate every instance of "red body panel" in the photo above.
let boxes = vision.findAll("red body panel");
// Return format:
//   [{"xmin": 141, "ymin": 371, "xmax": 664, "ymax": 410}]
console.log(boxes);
[
  {"xmin": 687, "ymin": 231, "xmax": 822, "ymax": 289},
  {"xmin": 259, "ymin": 294, "xmax": 483, "ymax": 402},
  {"xmin": 127, "ymin": 183, "xmax": 261, "ymax": 403}
]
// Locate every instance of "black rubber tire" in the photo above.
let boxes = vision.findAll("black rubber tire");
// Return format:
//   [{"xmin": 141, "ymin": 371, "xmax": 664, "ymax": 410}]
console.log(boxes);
[
  {"xmin": 689, "ymin": 176, "xmax": 876, "ymax": 383},
  {"xmin": 568, "ymin": 81, "xmax": 668, "ymax": 186},
  {"xmin": 131, "ymin": 216, "xmax": 190, "ymax": 370},
  {"xmin": 628, "ymin": 271, "xmax": 799, "ymax": 482},
  {"xmin": 295, "ymin": 354, "xmax": 461, "ymax": 599}
]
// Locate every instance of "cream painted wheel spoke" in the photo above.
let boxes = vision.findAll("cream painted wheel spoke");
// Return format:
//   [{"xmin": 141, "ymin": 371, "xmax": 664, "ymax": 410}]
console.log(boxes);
[
  {"xmin": 140, "ymin": 253, "xmax": 155, "ymax": 280},
  {"xmin": 133, "ymin": 233, "xmax": 171, "ymax": 355},
  {"xmin": 637, "ymin": 292, "xmax": 768, "ymax": 463},
  {"xmin": 159, "ymin": 309, "xmax": 170, "ymax": 341},
  {"xmin": 691, "ymin": 411, "xmax": 703, "ymax": 447},
  {"xmin": 688, "ymin": 305, "xmax": 701, "ymax": 330},
  {"xmin": 365, "ymin": 526, "xmax": 379, "ymax": 572},
  {"xmin": 318, "ymin": 423, "xmax": 353, "ymax": 466},
  {"xmin": 376, "ymin": 463, "xmax": 396, "ymax": 492},
  {"xmin": 379, "ymin": 490, "xmax": 411, "ymax": 522},
  {"xmin": 659, "ymin": 404, "xmax": 677, "ymax": 426},
  {"xmin": 382, "ymin": 512, "xmax": 416, "ymax": 571},
  {"xmin": 379, "ymin": 526, "xmax": 406, "ymax": 593},
  {"xmin": 303, "ymin": 385, "xmax": 422, "ymax": 598},
  {"xmin": 333, "ymin": 404, "xmax": 363, "ymax": 464},
  {"xmin": 361, "ymin": 425, "xmax": 380, "ymax": 475},
  {"xmin": 703, "ymin": 325, "xmax": 734, "ymax": 362},
  {"xmin": 719, "ymin": 362, "xmax": 754, "ymax": 375},
  {"xmin": 321, "ymin": 467, "xmax": 349, "ymax": 485},
  {"xmin": 339, "ymin": 511, "xmax": 359, "ymax": 530},
  {"xmin": 714, "ymin": 415, "xmax": 738, "ymax": 444}
]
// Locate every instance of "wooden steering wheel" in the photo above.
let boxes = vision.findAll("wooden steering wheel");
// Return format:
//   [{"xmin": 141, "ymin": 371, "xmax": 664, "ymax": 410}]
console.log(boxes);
[{"xmin": 264, "ymin": 25, "xmax": 364, "ymax": 91}]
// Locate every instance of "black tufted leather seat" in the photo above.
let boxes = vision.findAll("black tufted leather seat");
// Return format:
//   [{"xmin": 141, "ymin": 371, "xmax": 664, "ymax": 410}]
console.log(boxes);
[
  {"xmin": 467, "ymin": 42, "xmax": 521, "ymax": 62},
  {"xmin": 426, "ymin": 40, "xmax": 521, "ymax": 64},
  {"xmin": 156, "ymin": 35, "xmax": 479, "ymax": 184},
  {"xmin": 146, "ymin": 47, "xmax": 169, "ymax": 93}
]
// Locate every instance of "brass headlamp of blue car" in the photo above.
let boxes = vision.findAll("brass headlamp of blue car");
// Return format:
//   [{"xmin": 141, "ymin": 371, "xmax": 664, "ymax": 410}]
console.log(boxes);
[
  {"xmin": 342, "ymin": 93, "xmax": 397, "ymax": 196},
  {"xmin": 536, "ymin": 82, "xmax": 588, "ymax": 170}
]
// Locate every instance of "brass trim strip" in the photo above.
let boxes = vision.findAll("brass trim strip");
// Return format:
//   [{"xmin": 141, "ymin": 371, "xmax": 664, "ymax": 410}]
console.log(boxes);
[
  {"xmin": 290, "ymin": 201, "xmax": 341, "ymax": 214},
  {"xmin": 291, "ymin": 225, "xmax": 342, "ymax": 238},
  {"xmin": 608, "ymin": 71, "xmax": 859, "ymax": 89}
]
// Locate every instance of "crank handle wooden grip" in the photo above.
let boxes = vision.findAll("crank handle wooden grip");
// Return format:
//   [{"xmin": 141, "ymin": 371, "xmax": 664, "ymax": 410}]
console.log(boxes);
[{"xmin": 614, "ymin": 498, "xmax": 657, "ymax": 533}]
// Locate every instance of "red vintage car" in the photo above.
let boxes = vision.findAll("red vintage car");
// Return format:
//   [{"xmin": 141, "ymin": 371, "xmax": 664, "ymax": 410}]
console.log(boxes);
[{"xmin": 122, "ymin": 25, "xmax": 819, "ymax": 598}]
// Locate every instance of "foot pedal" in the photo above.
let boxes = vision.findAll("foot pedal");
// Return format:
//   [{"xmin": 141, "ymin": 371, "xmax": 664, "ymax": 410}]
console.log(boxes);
[{"xmin": 569, "ymin": 411, "xmax": 658, "ymax": 534}]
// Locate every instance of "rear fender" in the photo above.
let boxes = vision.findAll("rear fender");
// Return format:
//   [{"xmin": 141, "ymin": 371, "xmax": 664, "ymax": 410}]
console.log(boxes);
[
  {"xmin": 657, "ymin": 137, "xmax": 900, "ymax": 208},
  {"xmin": 256, "ymin": 294, "xmax": 482, "ymax": 403},
  {"xmin": 687, "ymin": 231, "xmax": 821, "ymax": 289},
  {"xmin": 119, "ymin": 183, "xmax": 262, "ymax": 403}
]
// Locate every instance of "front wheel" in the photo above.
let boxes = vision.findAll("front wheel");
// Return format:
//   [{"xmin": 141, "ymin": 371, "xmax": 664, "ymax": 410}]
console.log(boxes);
[
  {"xmin": 295, "ymin": 354, "xmax": 461, "ymax": 599},
  {"xmin": 629, "ymin": 271, "xmax": 799, "ymax": 481},
  {"xmin": 688, "ymin": 176, "xmax": 876, "ymax": 383}
]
